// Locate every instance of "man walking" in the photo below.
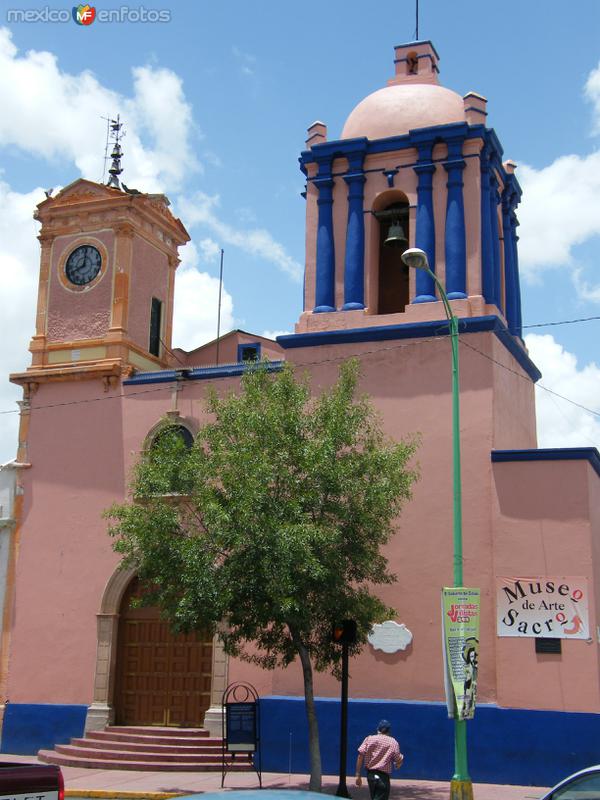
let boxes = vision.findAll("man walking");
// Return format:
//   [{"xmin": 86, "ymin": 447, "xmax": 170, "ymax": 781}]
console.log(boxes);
[{"xmin": 355, "ymin": 719, "xmax": 404, "ymax": 800}]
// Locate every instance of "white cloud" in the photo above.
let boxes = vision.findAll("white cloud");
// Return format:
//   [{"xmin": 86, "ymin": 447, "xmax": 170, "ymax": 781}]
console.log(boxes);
[
  {"xmin": 516, "ymin": 59, "xmax": 600, "ymax": 280},
  {"xmin": 572, "ymin": 268, "xmax": 600, "ymax": 303},
  {"xmin": 261, "ymin": 330, "xmax": 292, "ymax": 340},
  {"xmin": 0, "ymin": 180, "xmax": 45, "ymax": 463},
  {"xmin": 173, "ymin": 244, "xmax": 234, "ymax": 353},
  {"xmin": 526, "ymin": 333, "xmax": 600, "ymax": 448},
  {"xmin": 0, "ymin": 27, "xmax": 198, "ymax": 192},
  {"xmin": 0, "ymin": 30, "xmax": 214, "ymax": 462},
  {"xmin": 198, "ymin": 238, "xmax": 222, "ymax": 263},
  {"xmin": 178, "ymin": 191, "xmax": 303, "ymax": 281},
  {"xmin": 517, "ymin": 152, "xmax": 600, "ymax": 277},
  {"xmin": 232, "ymin": 46, "xmax": 256, "ymax": 77},
  {"xmin": 584, "ymin": 62, "xmax": 600, "ymax": 134}
]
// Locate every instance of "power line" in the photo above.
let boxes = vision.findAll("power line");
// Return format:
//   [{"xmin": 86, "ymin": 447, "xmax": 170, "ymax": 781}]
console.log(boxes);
[
  {"xmin": 159, "ymin": 335, "xmax": 186, "ymax": 367},
  {"xmin": 522, "ymin": 315, "xmax": 600, "ymax": 330},
  {"xmin": 458, "ymin": 338, "xmax": 600, "ymax": 419},
  {"xmin": 1, "ymin": 321, "xmax": 599, "ymax": 423},
  {"xmin": 0, "ymin": 383, "xmax": 173, "ymax": 415},
  {"xmin": 0, "ymin": 335, "xmax": 450, "ymax": 416}
]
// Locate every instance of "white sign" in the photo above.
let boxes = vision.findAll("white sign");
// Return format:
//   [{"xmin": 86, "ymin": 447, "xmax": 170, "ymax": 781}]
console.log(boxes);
[
  {"xmin": 368, "ymin": 620, "xmax": 413, "ymax": 653},
  {"xmin": 496, "ymin": 576, "xmax": 590, "ymax": 639}
]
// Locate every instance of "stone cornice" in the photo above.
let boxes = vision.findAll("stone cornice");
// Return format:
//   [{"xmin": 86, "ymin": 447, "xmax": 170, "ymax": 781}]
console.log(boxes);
[
  {"xmin": 36, "ymin": 182, "xmax": 190, "ymax": 248},
  {"xmin": 10, "ymin": 359, "xmax": 123, "ymax": 387}
]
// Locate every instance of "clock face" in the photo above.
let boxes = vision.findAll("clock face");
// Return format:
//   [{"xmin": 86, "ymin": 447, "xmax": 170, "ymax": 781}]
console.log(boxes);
[{"xmin": 65, "ymin": 245, "xmax": 102, "ymax": 286}]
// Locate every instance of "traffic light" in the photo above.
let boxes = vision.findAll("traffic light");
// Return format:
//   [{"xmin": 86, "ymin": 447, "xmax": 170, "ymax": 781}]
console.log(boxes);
[{"xmin": 332, "ymin": 619, "xmax": 357, "ymax": 644}]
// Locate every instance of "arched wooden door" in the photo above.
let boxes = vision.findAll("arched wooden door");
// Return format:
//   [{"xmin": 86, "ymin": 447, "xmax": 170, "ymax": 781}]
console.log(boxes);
[{"xmin": 115, "ymin": 578, "xmax": 213, "ymax": 726}]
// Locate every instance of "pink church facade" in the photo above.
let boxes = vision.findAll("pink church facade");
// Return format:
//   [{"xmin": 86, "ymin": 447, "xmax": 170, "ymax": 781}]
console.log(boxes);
[{"xmin": 1, "ymin": 41, "xmax": 599, "ymax": 785}]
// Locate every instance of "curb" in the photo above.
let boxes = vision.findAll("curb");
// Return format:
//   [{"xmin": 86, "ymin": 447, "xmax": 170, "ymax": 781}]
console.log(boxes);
[{"xmin": 65, "ymin": 792, "xmax": 184, "ymax": 799}]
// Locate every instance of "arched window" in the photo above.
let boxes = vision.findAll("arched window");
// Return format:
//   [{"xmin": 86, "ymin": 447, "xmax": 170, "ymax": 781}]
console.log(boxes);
[
  {"xmin": 407, "ymin": 51, "xmax": 419, "ymax": 75},
  {"xmin": 376, "ymin": 200, "xmax": 410, "ymax": 314},
  {"xmin": 143, "ymin": 423, "xmax": 195, "ymax": 495},
  {"xmin": 151, "ymin": 424, "xmax": 194, "ymax": 451}
]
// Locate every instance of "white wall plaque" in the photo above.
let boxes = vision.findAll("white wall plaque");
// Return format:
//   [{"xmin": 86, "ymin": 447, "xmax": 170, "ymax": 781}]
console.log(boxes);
[{"xmin": 368, "ymin": 620, "xmax": 413, "ymax": 653}]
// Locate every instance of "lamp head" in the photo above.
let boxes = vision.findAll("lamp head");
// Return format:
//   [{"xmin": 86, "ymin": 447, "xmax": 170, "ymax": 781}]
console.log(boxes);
[{"xmin": 401, "ymin": 247, "xmax": 430, "ymax": 271}]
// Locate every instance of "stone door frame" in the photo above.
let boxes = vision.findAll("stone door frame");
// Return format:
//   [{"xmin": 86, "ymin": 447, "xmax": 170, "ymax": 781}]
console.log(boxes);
[{"xmin": 85, "ymin": 567, "xmax": 228, "ymax": 734}]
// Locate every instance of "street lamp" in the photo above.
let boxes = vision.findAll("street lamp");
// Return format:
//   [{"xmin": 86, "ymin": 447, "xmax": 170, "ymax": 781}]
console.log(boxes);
[{"xmin": 400, "ymin": 247, "xmax": 472, "ymax": 800}]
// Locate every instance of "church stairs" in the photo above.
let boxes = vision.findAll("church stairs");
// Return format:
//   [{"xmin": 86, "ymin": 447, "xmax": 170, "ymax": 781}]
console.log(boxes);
[{"xmin": 38, "ymin": 726, "xmax": 249, "ymax": 771}]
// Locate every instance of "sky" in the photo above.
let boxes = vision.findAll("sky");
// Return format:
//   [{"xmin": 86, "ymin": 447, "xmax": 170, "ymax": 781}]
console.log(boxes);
[{"xmin": 1, "ymin": 0, "xmax": 600, "ymax": 461}]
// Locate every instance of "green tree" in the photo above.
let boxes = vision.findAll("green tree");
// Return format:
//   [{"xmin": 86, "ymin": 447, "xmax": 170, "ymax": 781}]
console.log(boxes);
[{"xmin": 107, "ymin": 360, "xmax": 418, "ymax": 791}]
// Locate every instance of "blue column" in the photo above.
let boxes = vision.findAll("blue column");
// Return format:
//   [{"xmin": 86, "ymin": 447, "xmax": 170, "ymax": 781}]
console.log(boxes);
[
  {"xmin": 342, "ymin": 172, "xmax": 366, "ymax": 310},
  {"xmin": 480, "ymin": 147, "xmax": 495, "ymax": 305},
  {"xmin": 501, "ymin": 188, "xmax": 518, "ymax": 335},
  {"xmin": 413, "ymin": 160, "xmax": 437, "ymax": 303},
  {"xmin": 313, "ymin": 176, "xmax": 336, "ymax": 312},
  {"xmin": 444, "ymin": 140, "xmax": 467, "ymax": 300},
  {"xmin": 509, "ymin": 205, "xmax": 523, "ymax": 339},
  {"xmin": 489, "ymin": 174, "xmax": 502, "ymax": 311}
]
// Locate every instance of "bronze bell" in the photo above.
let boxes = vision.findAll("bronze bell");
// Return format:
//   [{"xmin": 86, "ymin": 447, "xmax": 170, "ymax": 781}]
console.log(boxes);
[{"xmin": 384, "ymin": 220, "xmax": 408, "ymax": 248}]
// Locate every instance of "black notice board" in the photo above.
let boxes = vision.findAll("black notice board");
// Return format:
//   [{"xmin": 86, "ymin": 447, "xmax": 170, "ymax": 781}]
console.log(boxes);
[{"xmin": 225, "ymin": 701, "xmax": 257, "ymax": 752}]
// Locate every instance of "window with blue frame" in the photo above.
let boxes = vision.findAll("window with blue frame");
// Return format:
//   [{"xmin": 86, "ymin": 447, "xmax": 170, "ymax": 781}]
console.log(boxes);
[{"xmin": 237, "ymin": 343, "xmax": 261, "ymax": 363}]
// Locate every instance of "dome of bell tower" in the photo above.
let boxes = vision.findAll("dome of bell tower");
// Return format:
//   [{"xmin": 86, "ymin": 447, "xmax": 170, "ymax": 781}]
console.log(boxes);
[
  {"xmin": 341, "ymin": 41, "xmax": 465, "ymax": 140},
  {"xmin": 342, "ymin": 82, "xmax": 465, "ymax": 140}
]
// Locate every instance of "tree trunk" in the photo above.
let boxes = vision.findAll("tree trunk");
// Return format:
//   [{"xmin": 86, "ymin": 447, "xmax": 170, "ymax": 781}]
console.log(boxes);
[{"xmin": 292, "ymin": 630, "xmax": 322, "ymax": 791}]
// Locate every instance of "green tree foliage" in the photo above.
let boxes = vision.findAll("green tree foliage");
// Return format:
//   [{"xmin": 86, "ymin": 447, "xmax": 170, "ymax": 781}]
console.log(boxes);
[{"xmin": 107, "ymin": 359, "xmax": 418, "ymax": 790}]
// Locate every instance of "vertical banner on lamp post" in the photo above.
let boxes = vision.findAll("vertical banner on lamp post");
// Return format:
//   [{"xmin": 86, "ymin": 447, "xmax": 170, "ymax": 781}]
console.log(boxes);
[{"xmin": 442, "ymin": 587, "xmax": 480, "ymax": 720}]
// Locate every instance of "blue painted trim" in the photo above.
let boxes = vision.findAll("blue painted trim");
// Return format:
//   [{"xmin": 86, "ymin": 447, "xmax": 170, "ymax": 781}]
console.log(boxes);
[
  {"xmin": 301, "ymin": 123, "xmax": 487, "ymax": 167},
  {"xmin": 343, "ymin": 171, "xmax": 366, "ymax": 310},
  {"xmin": 237, "ymin": 342, "xmax": 261, "ymax": 363},
  {"xmin": 314, "ymin": 176, "xmax": 336, "ymax": 312},
  {"xmin": 489, "ymin": 175, "xmax": 503, "ymax": 311},
  {"xmin": 480, "ymin": 147, "xmax": 495, "ymax": 305},
  {"xmin": 257, "ymin": 696, "xmax": 600, "ymax": 786},
  {"xmin": 277, "ymin": 316, "xmax": 541, "ymax": 382},
  {"xmin": 393, "ymin": 40, "xmax": 440, "ymax": 59},
  {"xmin": 510, "ymin": 221, "xmax": 523, "ymax": 338},
  {"xmin": 413, "ymin": 159, "xmax": 436, "ymax": 302},
  {"xmin": 123, "ymin": 370, "xmax": 180, "ymax": 385},
  {"xmin": 492, "ymin": 447, "xmax": 600, "ymax": 479},
  {"xmin": 1, "ymin": 703, "xmax": 87, "ymax": 755},
  {"xmin": 501, "ymin": 192, "xmax": 518, "ymax": 336},
  {"xmin": 322, "ymin": 151, "xmax": 480, "ymax": 182},
  {"xmin": 124, "ymin": 361, "xmax": 285, "ymax": 386},
  {"xmin": 384, "ymin": 169, "xmax": 398, "ymax": 187},
  {"xmin": 504, "ymin": 173, "xmax": 523, "ymax": 337},
  {"xmin": 444, "ymin": 141, "xmax": 467, "ymax": 299}
]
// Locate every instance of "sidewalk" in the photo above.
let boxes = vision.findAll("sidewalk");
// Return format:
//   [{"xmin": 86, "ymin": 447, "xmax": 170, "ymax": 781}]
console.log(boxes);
[{"xmin": 0, "ymin": 753, "xmax": 549, "ymax": 800}]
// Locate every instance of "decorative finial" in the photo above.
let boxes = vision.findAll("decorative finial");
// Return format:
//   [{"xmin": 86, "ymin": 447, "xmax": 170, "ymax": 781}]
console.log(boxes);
[{"xmin": 103, "ymin": 114, "xmax": 125, "ymax": 190}]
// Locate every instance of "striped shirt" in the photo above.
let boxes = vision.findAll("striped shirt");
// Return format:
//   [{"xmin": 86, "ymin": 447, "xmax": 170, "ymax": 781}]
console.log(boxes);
[{"xmin": 358, "ymin": 733, "xmax": 401, "ymax": 774}]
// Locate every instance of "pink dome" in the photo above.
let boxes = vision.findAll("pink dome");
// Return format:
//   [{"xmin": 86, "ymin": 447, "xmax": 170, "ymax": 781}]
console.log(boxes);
[{"xmin": 341, "ymin": 83, "xmax": 465, "ymax": 140}]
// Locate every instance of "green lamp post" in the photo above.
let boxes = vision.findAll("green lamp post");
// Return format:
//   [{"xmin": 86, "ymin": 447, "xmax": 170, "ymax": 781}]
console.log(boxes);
[{"xmin": 400, "ymin": 247, "xmax": 473, "ymax": 800}]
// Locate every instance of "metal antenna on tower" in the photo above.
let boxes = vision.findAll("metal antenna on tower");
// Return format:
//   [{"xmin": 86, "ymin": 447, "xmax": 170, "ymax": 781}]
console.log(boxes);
[
  {"xmin": 100, "ymin": 114, "xmax": 111, "ymax": 183},
  {"xmin": 415, "ymin": 0, "xmax": 419, "ymax": 40},
  {"xmin": 106, "ymin": 115, "xmax": 125, "ymax": 190}
]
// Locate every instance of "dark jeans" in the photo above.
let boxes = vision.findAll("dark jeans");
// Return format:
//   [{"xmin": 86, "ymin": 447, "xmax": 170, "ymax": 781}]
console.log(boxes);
[{"xmin": 367, "ymin": 769, "xmax": 391, "ymax": 800}]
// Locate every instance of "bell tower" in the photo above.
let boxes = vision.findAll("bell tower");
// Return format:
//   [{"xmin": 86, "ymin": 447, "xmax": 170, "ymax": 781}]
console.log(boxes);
[
  {"xmin": 11, "ymin": 179, "xmax": 190, "ymax": 393},
  {"xmin": 297, "ymin": 41, "xmax": 523, "ymax": 341}
]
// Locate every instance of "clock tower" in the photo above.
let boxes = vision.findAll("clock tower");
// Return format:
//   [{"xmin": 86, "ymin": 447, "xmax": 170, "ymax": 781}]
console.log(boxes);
[{"xmin": 11, "ymin": 178, "xmax": 190, "ymax": 394}]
